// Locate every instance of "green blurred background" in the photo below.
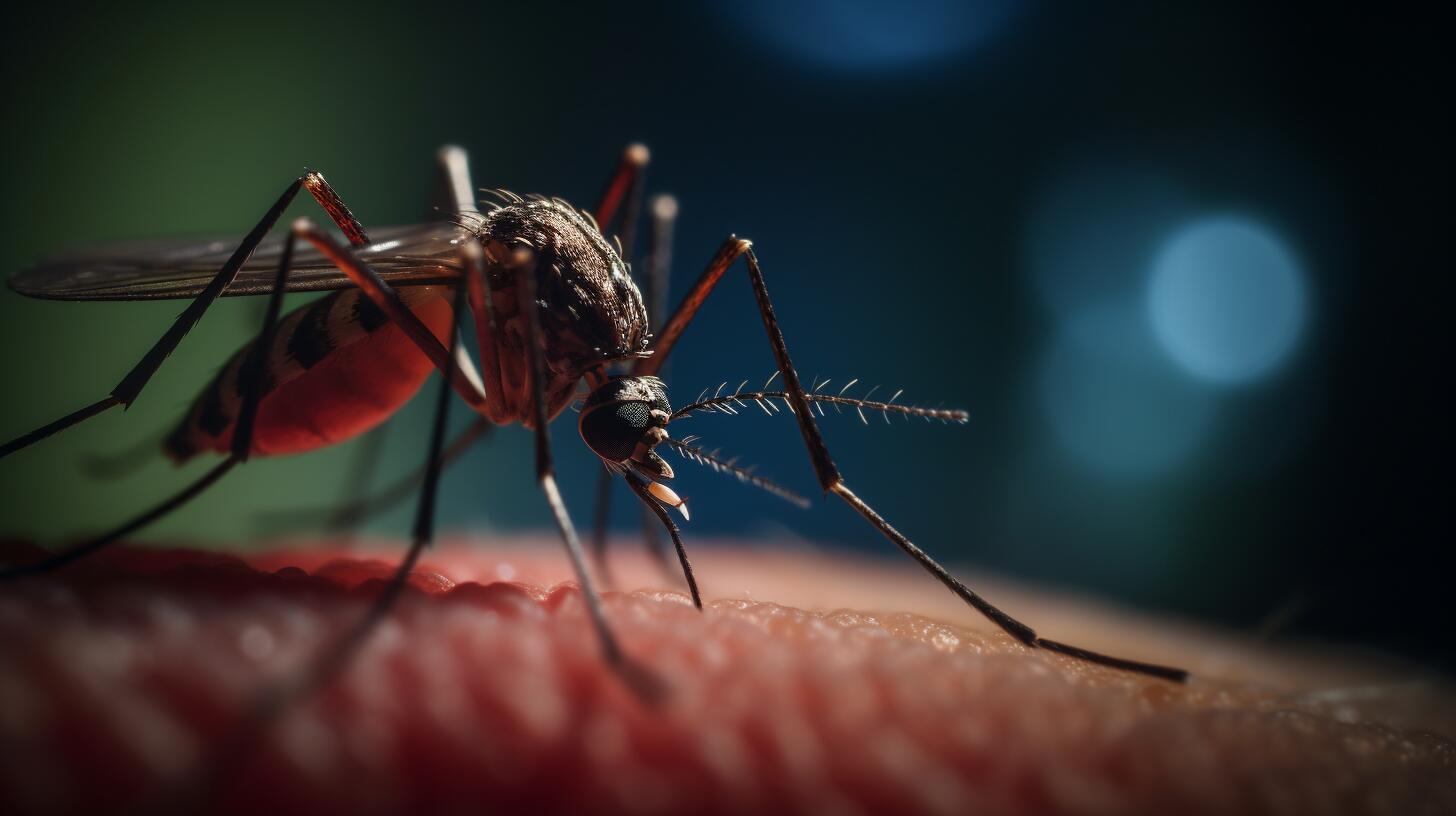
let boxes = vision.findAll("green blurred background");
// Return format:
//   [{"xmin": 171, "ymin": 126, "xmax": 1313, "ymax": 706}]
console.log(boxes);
[{"xmin": 1, "ymin": 3, "xmax": 1448, "ymax": 669}]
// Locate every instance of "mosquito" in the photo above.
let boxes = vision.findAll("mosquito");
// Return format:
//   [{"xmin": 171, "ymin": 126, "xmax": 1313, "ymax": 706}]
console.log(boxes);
[{"xmin": 0, "ymin": 144, "xmax": 1189, "ymax": 698}]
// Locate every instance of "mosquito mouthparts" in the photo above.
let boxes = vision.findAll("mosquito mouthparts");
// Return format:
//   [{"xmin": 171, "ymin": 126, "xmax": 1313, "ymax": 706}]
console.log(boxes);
[{"xmin": 646, "ymin": 480, "xmax": 690, "ymax": 521}]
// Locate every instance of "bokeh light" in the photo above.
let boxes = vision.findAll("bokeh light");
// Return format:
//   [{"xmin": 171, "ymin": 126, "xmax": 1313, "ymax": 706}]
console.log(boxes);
[
  {"xmin": 1037, "ymin": 299, "xmax": 1217, "ymax": 476},
  {"xmin": 1026, "ymin": 166, "xmax": 1195, "ymax": 322},
  {"xmin": 727, "ymin": 0, "xmax": 1019, "ymax": 71},
  {"xmin": 1147, "ymin": 217, "xmax": 1308, "ymax": 385}
]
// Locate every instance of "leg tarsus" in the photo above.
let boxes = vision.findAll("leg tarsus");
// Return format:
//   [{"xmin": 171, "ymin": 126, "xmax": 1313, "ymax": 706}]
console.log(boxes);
[
  {"xmin": 0, "ymin": 396, "xmax": 121, "ymax": 459},
  {"xmin": 0, "ymin": 457, "xmax": 239, "ymax": 582},
  {"xmin": 647, "ymin": 238, "xmax": 1190, "ymax": 683},
  {"xmin": 1035, "ymin": 637, "xmax": 1190, "ymax": 682},
  {"xmin": 830, "ymin": 481, "xmax": 1036, "ymax": 644}
]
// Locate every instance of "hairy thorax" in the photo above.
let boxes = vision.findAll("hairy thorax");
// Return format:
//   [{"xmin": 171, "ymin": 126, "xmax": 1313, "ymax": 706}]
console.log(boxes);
[{"xmin": 473, "ymin": 197, "xmax": 651, "ymax": 426}]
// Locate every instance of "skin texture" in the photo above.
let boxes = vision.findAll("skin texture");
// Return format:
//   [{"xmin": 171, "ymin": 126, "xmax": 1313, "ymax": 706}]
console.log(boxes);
[{"xmin": 0, "ymin": 537, "xmax": 1451, "ymax": 816}]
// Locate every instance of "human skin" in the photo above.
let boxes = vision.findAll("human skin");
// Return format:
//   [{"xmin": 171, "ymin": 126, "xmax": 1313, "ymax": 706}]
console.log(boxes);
[{"xmin": 0, "ymin": 537, "xmax": 1451, "ymax": 816}]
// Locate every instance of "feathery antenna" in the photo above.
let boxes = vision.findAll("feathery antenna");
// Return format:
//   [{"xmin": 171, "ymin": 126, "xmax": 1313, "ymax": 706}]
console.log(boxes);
[
  {"xmin": 672, "ymin": 378, "xmax": 968, "ymax": 425},
  {"xmin": 662, "ymin": 436, "xmax": 810, "ymax": 508}
]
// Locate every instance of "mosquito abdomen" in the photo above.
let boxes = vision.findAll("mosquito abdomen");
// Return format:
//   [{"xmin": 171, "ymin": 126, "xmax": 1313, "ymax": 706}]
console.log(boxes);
[{"xmin": 166, "ymin": 286, "xmax": 452, "ymax": 461}]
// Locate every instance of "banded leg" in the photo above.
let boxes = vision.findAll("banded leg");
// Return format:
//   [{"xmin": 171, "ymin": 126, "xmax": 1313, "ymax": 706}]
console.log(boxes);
[
  {"xmin": 639, "ymin": 238, "xmax": 1190, "ymax": 683},
  {"xmin": 0, "ymin": 172, "xmax": 370, "ymax": 460}
]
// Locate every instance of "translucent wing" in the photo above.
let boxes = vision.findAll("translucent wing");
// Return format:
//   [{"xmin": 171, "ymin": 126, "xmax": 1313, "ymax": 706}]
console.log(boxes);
[{"xmin": 9, "ymin": 223, "xmax": 468, "ymax": 301}]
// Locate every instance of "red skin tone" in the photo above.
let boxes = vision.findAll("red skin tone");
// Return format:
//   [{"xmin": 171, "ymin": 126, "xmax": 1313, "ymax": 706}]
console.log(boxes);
[{"xmin": 0, "ymin": 538, "xmax": 1451, "ymax": 816}]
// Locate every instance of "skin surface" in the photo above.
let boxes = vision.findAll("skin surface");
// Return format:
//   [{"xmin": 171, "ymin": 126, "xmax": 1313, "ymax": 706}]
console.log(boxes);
[{"xmin": 0, "ymin": 536, "xmax": 1451, "ymax": 816}]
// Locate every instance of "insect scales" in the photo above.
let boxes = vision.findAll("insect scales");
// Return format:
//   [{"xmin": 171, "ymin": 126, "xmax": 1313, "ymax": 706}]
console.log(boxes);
[{"xmin": 0, "ymin": 144, "xmax": 1189, "ymax": 700}]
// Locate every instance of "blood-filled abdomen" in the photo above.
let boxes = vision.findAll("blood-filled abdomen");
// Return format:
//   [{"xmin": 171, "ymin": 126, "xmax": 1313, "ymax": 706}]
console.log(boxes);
[{"xmin": 166, "ymin": 286, "xmax": 452, "ymax": 461}]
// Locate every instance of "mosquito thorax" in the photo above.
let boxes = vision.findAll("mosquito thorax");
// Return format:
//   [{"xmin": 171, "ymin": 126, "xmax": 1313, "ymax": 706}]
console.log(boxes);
[
  {"xmin": 578, "ymin": 376, "xmax": 674, "ymax": 479},
  {"xmin": 477, "ymin": 199, "xmax": 650, "ymax": 366}
]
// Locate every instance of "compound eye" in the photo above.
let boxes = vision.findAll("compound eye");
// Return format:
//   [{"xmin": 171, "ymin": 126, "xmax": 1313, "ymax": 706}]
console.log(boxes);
[{"xmin": 580, "ymin": 400, "xmax": 654, "ymax": 463}]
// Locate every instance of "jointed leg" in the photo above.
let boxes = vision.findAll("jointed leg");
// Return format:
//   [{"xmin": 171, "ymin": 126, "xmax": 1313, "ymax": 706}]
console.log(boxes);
[
  {"xmin": 513, "ymin": 250, "xmax": 662, "ymax": 700},
  {"xmin": 436, "ymin": 144, "xmax": 481, "ymax": 221},
  {"xmin": 643, "ymin": 238, "xmax": 1189, "ymax": 683},
  {"xmin": 0, "ymin": 230, "xmax": 302, "ymax": 582},
  {"xmin": 589, "ymin": 467, "xmax": 620, "ymax": 587},
  {"xmin": 586, "ymin": 144, "xmax": 653, "ymax": 580},
  {"xmin": 0, "ymin": 172, "xmax": 371, "ymax": 460},
  {"xmin": 292, "ymin": 221, "xmax": 489, "ymax": 411},
  {"xmin": 1, "ymin": 211, "xmax": 489, "ymax": 580},
  {"xmin": 178, "ymin": 280, "xmax": 471, "ymax": 812},
  {"xmin": 314, "ymin": 145, "xmax": 485, "ymax": 535},
  {"xmin": 593, "ymin": 143, "xmax": 650, "ymax": 248},
  {"xmin": 632, "ymin": 195, "xmax": 681, "ymax": 568},
  {"xmin": 591, "ymin": 190, "xmax": 680, "ymax": 583},
  {"xmin": 256, "ymin": 418, "xmax": 494, "ymax": 533}
]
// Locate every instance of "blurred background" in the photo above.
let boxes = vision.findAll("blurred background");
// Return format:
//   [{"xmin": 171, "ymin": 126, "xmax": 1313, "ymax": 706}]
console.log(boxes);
[{"xmin": 0, "ymin": 3, "xmax": 1448, "ymax": 670}]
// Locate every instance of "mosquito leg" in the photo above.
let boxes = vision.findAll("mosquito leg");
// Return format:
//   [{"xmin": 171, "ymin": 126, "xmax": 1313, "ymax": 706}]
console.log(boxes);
[
  {"xmin": 633, "ymin": 194, "xmax": 680, "ymax": 569},
  {"xmin": 256, "ymin": 418, "xmax": 493, "ymax": 533},
  {"xmin": 0, "ymin": 458, "xmax": 239, "ymax": 581},
  {"xmin": 641, "ymin": 238, "xmax": 1190, "ymax": 683},
  {"xmin": 269, "ymin": 282, "xmax": 466, "ymax": 701},
  {"xmin": 514, "ymin": 255, "xmax": 662, "ymax": 701},
  {"xmin": 292, "ymin": 220, "xmax": 491, "ymax": 413},
  {"xmin": 587, "ymin": 145, "xmax": 652, "ymax": 584},
  {"xmin": 594, "ymin": 143, "xmax": 650, "ymax": 242},
  {"xmin": 591, "ymin": 188, "xmax": 678, "ymax": 581},
  {"xmin": 332, "ymin": 148, "xmax": 486, "ymax": 536},
  {"xmin": 81, "ymin": 425, "xmax": 169, "ymax": 480},
  {"xmin": 0, "ymin": 173, "xmax": 373, "ymax": 461},
  {"xmin": 626, "ymin": 475, "xmax": 702, "ymax": 609},
  {"xmin": 0, "ymin": 231, "xmax": 303, "ymax": 582},
  {"xmin": 325, "ymin": 417, "xmax": 491, "ymax": 530},
  {"xmin": 643, "ymin": 194, "xmax": 678, "ymax": 335},
  {"xmin": 436, "ymin": 144, "xmax": 480, "ymax": 220},
  {"xmin": 326, "ymin": 422, "xmax": 391, "ymax": 534},
  {"xmin": 322, "ymin": 141, "xmax": 483, "ymax": 535},
  {"xmin": 176, "ymin": 280, "xmax": 471, "ymax": 813},
  {"xmin": 589, "ymin": 467, "xmax": 618, "ymax": 587}
]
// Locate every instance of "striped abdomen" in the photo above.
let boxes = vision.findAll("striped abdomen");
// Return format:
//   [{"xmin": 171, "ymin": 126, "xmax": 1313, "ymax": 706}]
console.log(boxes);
[{"xmin": 166, "ymin": 286, "xmax": 452, "ymax": 462}]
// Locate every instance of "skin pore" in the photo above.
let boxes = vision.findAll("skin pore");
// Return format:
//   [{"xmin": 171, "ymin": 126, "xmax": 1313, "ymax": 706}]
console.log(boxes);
[{"xmin": 0, "ymin": 537, "xmax": 1451, "ymax": 816}]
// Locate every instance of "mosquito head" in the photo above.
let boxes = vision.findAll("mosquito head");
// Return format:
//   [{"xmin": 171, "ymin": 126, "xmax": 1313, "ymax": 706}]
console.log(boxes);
[{"xmin": 579, "ymin": 376, "xmax": 675, "ymax": 480}]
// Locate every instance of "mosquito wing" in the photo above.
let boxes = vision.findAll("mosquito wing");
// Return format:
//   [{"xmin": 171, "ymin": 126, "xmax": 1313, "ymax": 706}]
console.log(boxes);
[{"xmin": 9, "ymin": 223, "xmax": 469, "ymax": 301}]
